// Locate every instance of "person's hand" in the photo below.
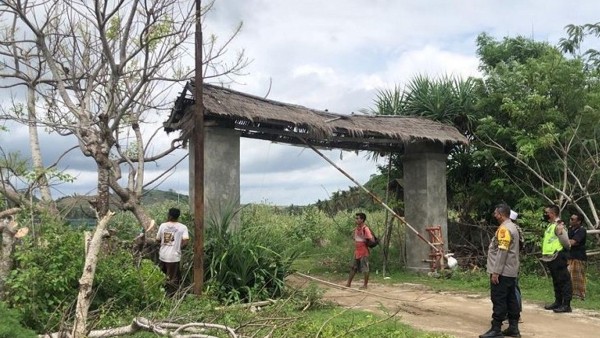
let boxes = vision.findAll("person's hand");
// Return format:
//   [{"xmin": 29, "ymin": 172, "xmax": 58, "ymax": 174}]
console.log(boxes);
[{"xmin": 491, "ymin": 273, "xmax": 500, "ymax": 285}]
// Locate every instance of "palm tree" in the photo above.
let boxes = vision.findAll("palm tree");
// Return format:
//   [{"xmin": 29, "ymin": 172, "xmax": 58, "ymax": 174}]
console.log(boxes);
[
  {"xmin": 370, "ymin": 74, "xmax": 485, "ymax": 226},
  {"xmin": 375, "ymin": 75, "xmax": 478, "ymax": 136}
]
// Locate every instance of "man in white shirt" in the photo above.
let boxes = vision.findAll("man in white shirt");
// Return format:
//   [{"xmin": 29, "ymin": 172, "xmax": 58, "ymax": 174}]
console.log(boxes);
[{"xmin": 156, "ymin": 208, "xmax": 189, "ymax": 292}]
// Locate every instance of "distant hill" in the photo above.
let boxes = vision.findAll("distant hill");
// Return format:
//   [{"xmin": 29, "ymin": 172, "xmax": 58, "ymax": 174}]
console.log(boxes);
[
  {"xmin": 56, "ymin": 189, "xmax": 189, "ymax": 219},
  {"xmin": 140, "ymin": 189, "xmax": 189, "ymax": 205}
]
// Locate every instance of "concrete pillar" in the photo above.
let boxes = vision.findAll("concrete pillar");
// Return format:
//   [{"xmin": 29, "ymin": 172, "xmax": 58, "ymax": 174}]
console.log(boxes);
[
  {"xmin": 402, "ymin": 141, "xmax": 447, "ymax": 272},
  {"xmin": 189, "ymin": 125, "xmax": 240, "ymax": 228}
]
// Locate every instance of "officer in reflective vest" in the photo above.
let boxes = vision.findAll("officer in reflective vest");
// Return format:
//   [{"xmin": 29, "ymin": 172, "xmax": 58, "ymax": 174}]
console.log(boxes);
[{"xmin": 540, "ymin": 204, "xmax": 572, "ymax": 313}]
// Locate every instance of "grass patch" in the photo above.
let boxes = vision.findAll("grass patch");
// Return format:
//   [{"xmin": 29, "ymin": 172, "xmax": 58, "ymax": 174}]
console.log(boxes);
[
  {"xmin": 108, "ymin": 290, "xmax": 452, "ymax": 338},
  {"xmin": 274, "ymin": 307, "xmax": 453, "ymax": 338}
]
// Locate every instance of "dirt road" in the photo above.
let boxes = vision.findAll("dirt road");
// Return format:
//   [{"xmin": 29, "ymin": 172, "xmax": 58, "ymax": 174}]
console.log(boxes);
[{"xmin": 290, "ymin": 274, "xmax": 600, "ymax": 338}]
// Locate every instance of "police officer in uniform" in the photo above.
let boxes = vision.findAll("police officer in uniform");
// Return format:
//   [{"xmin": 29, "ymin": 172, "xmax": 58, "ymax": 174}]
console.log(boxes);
[
  {"xmin": 480, "ymin": 203, "xmax": 521, "ymax": 338},
  {"xmin": 541, "ymin": 204, "xmax": 572, "ymax": 313}
]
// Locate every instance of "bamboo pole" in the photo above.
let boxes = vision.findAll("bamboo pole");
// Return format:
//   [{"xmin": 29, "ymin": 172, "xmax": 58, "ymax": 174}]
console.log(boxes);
[{"xmin": 299, "ymin": 138, "xmax": 441, "ymax": 253}]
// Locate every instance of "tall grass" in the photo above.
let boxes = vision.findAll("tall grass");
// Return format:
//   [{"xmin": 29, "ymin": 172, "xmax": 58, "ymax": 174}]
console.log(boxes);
[{"xmin": 202, "ymin": 204, "xmax": 301, "ymax": 303}]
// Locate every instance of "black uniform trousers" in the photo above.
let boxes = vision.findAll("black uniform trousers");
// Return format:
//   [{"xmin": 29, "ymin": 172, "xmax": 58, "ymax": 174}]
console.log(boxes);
[
  {"xmin": 546, "ymin": 251, "xmax": 572, "ymax": 304},
  {"xmin": 490, "ymin": 275, "xmax": 520, "ymax": 324}
]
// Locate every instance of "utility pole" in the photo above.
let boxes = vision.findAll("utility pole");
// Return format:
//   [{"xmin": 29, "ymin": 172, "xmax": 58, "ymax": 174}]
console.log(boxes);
[{"xmin": 192, "ymin": 0, "xmax": 205, "ymax": 295}]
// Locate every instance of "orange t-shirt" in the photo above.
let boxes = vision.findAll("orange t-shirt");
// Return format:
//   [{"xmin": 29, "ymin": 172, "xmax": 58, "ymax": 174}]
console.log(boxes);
[{"xmin": 354, "ymin": 225, "xmax": 373, "ymax": 259}]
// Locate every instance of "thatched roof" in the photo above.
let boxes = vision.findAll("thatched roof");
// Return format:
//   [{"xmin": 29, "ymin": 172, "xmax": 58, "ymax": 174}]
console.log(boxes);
[{"xmin": 164, "ymin": 82, "xmax": 468, "ymax": 153}]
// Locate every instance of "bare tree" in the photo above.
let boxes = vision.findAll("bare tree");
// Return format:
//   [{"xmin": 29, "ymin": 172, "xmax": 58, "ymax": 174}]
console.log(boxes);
[
  {"xmin": 479, "ymin": 121, "xmax": 600, "ymax": 229},
  {"xmin": 0, "ymin": 0, "xmax": 248, "ymax": 225},
  {"xmin": 0, "ymin": 0, "xmax": 248, "ymax": 335},
  {"xmin": 0, "ymin": 11, "xmax": 56, "ymax": 210}
]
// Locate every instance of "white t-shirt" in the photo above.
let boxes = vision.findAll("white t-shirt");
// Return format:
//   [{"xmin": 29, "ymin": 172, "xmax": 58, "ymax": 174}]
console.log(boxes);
[{"xmin": 156, "ymin": 221, "xmax": 189, "ymax": 263}]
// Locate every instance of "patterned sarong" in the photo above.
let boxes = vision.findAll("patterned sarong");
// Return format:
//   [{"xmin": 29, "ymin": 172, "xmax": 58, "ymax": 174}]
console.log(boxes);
[{"xmin": 568, "ymin": 259, "xmax": 586, "ymax": 300}]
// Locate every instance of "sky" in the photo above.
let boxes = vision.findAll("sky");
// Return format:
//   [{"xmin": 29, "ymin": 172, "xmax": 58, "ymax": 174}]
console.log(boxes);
[{"xmin": 1, "ymin": 0, "xmax": 599, "ymax": 206}]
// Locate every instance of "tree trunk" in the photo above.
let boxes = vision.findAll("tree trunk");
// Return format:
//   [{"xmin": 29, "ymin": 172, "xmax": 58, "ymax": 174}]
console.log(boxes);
[
  {"xmin": 71, "ymin": 211, "xmax": 115, "ymax": 338},
  {"xmin": 96, "ymin": 163, "xmax": 111, "ymax": 218},
  {"xmin": 26, "ymin": 85, "xmax": 54, "ymax": 205},
  {"xmin": 72, "ymin": 153, "xmax": 113, "ymax": 336},
  {"xmin": 0, "ymin": 215, "xmax": 19, "ymax": 297}
]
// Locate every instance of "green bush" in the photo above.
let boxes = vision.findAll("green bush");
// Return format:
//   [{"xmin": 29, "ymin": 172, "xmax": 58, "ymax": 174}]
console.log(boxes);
[
  {"xmin": 4, "ymin": 225, "xmax": 83, "ymax": 331},
  {"xmin": 94, "ymin": 255, "xmax": 165, "ymax": 311},
  {"xmin": 203, "ymin": 205, "xmax": 301, "ymax": 303},
  {"xmin": 4, "ymin": 222, "xmax": 165, "ymax": 332},
  {"xmin": 0, "ymin": 302, "xmax": 37, "ymax": 338}
]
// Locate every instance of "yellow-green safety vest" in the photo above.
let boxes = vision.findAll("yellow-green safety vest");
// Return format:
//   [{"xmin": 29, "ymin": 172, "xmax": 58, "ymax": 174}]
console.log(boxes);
[{"xmin": 542, "ymin": 223, "xmax": 563, "ymax": 255}]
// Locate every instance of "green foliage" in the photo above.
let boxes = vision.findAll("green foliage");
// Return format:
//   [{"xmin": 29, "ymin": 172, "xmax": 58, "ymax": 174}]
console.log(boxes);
[
  {"xmin": 3, "ymin": 220, "xmax": 165, "ymax": 332},
  {"xmin": 144, "ymin": 17, "xmax": 174, "ymax": 50},
  {"xmin": 313, "ymin": 175, "xmax": 391, "ymax": 215},
  {"xmin": 275, "ymin": 307, "xmax": 452, "ymax": 338},
  {"xmin": 0, "ymin": 302, "xmax": 37, "ymax": 338},
  {"xmin": 4, "ymin": 224, "xmax": 83, "ymax": 331},
  {"xmin": 475, "ymin": 33, "xmax": 600, "ymax": 225},
  {"xmin": 560, "ymin": 22, "xmax": 600, "ymax": 69},
  {"xmin": 0, "ymin": 151, "xmax": 30, "ymax": 176},
  {"xmin": 203, "ymin": 205, "xmax": 301, "ymax": 304},
  {"xmin": 106, "ymin": 16, "xmax": 122, "ymax": 40},
  {"xmin": 476, "ymin": 33, "xmax": 551, "ymax": 70},
  {"xmin": 94, "ymin": 256, "xmax": 165, "ymax": 311},
  {"xmin": 287, "ymin": 206, "xmax": 328, "ymax": 246},
  {"xmin": 24, "ymin": 167, "xmax": 75, "ymax": 184}
]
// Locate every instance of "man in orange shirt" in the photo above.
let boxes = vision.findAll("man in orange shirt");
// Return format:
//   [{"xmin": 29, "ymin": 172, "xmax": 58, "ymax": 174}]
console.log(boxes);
[{"xmin": 345, "ymin": 212, "xmax": 374, "ymax": 290}]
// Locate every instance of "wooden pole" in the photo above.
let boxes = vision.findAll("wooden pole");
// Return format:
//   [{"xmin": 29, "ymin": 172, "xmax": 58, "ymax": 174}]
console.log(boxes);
[
  {"xmin": 192, "ymin": 0, "xmax": 205, "ymax": 295},
  {"xmin": 382, "ymin": 155, "xmax": 392, "ymax": 276}
]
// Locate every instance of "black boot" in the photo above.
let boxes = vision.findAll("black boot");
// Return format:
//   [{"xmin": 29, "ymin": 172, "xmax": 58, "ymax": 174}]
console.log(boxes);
[
  {"xmin": 502, "ymin": 319, "xmax": 521, "ymax": 337},
  {"xmin": 553, "ymin": 300, "xmax": 572, "ymax": 313},
  {"xmin": 544, "ymin": 301, "xmax": 560, "ymax": 310},
  {"xmin": 479, "ymin": 321, "xmax": 503, "ymax": 338}
]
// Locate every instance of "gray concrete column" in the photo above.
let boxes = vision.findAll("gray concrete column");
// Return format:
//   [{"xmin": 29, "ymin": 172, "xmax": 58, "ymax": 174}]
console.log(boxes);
[
  {"xmin": 402, "ymin": 141, "xmax": 448, "ymax": 272},
  {"xmin": 189, "ymin": 126, "xmax": 240, "ymax": 229}
]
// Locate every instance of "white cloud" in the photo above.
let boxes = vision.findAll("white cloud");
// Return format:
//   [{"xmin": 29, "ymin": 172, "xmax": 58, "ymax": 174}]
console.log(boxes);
[{"xmin": 3, "ymin": 0, "xmax": 599, "ymax": 205}]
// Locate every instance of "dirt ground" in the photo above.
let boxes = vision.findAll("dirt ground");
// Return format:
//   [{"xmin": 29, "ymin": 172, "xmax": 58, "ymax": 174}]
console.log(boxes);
[{"xmin": 289, "ymin": 273, "xmax": 600, "ymax": 338}]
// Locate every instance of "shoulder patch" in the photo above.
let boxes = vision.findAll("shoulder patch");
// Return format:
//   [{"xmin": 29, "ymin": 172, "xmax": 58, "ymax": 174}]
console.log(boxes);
[{"xmin": 497, "ymin": 226, "xmax": 512, "ymax": 250}]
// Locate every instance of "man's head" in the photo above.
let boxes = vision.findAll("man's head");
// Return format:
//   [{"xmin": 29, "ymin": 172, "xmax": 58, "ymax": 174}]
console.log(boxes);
[
  {"xmin": 493, "ymin": 203, "xmax": 511, "ymax": 223},
  {"xmin": 168, "ymin": 208, "xmax": 181, "ymax": 221},
  {"xmin": 544, "ymin": 204, "xmax": 560, "ymax": 222},
  {"xmin": 355, "ymin": 212, "xmax": 366, "ymax": 225},
  {"xmin": 569, "ymin": 213, "xmax": 583, "ymax": 228}
]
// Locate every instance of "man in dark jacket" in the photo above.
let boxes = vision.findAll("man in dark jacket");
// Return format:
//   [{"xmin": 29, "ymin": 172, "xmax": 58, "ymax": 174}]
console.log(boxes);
[
  {"xmin": 567, "ymin": 212, "xmax": 587, "ymax": 300},
  {"xmin": 479, "ymin": 203, "xmax": 521, "ymax": 338}
]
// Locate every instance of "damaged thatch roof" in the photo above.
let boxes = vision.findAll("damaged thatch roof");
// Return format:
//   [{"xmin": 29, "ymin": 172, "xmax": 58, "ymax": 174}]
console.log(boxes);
[{"xmin": 164, "ymin": 81, "xmax": 468, "ymax": 153}]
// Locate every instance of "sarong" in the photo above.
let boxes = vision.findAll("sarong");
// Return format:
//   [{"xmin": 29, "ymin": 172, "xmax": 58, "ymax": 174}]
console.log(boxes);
[{"xmin": 568, "ymin": 259, "xmax": 586, "ymax": 299}]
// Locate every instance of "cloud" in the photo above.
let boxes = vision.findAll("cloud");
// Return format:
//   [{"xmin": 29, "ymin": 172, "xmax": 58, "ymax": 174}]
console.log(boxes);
[{"xmin": 3, "ymin": 0, "xmax": 599, "ymax": 205}]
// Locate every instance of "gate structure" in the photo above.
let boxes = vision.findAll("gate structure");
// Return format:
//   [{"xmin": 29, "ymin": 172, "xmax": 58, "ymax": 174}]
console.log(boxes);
[{"xmin": 164, "ymin": 82, "xmax": 467, "ymax": 272}]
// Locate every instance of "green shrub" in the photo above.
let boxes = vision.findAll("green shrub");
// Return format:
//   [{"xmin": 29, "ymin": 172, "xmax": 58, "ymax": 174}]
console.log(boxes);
[
  {"xmin": 4, "ymin": 225, "xmax": 83, "ymax": 331},
  {"xmin": 94, "ymin": 254, "xmax": 165, "ymax": 311},
  {"xmin": 4, "ymin": 222, "xmax": 165, "ymax": 332},
  {"xmin": 203, "ymin": 205, "xmax": 300, "ymax": 303},
  {"xmin": 0, "ymin": 302, "xmax": 37, "ymax": 338}
]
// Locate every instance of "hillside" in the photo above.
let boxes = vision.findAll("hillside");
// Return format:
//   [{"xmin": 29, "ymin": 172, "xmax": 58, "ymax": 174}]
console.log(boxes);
[{"xmin": 56, "ymin": 189, "xmax": 189, "ymax": 219}]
